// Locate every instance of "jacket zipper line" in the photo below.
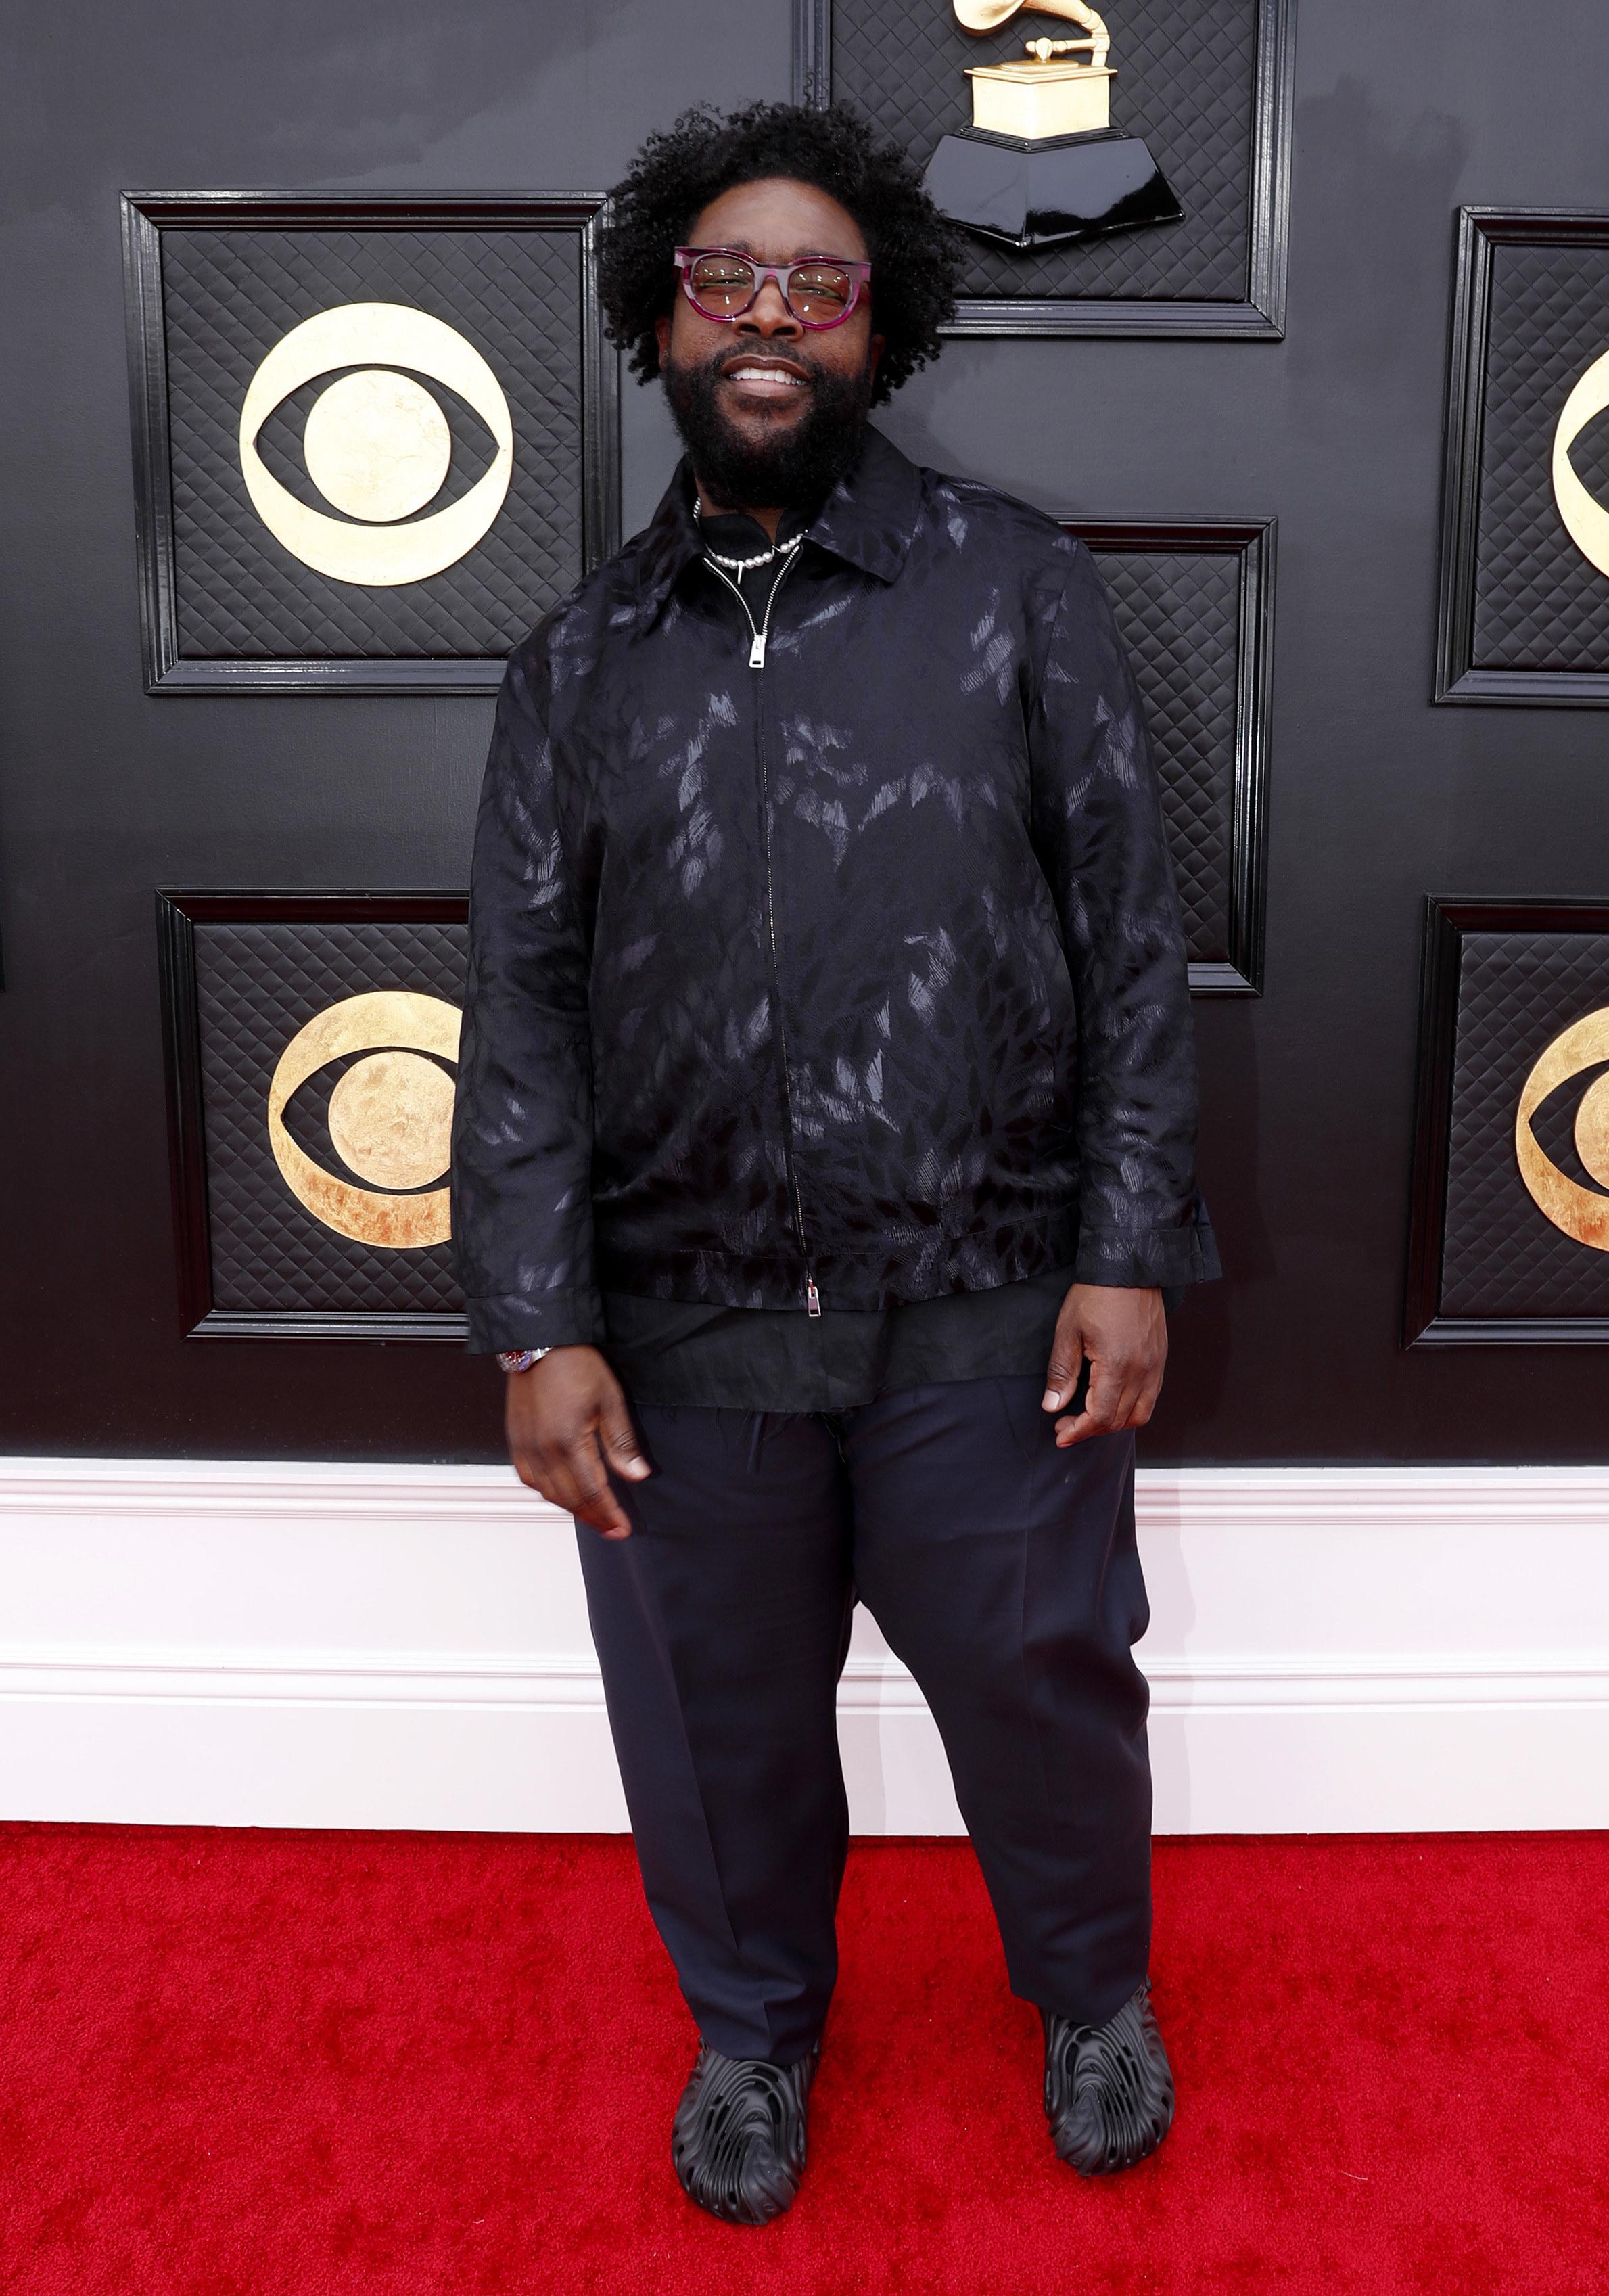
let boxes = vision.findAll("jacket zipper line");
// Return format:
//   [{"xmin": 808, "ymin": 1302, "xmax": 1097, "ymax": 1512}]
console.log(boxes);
[{"xmin": 703, "ymin": 551, "xmax": 820, "ymax": 1317}]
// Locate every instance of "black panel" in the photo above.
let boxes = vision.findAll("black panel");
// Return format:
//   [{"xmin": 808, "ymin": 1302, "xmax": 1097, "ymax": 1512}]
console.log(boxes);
[
  {"xmin": 158, "ymin": 893, "xmax": 469, "ymax": 1340},
  {"xmin": 796, "ymin": 0, "xmax": 1294, "ymax": 336},
  {"xmin": 1435, "ymin": 209, "xmax": 1609, "ymax": 704},
  {"xmin": 164, "ymin": 228, "xmax": 580, "ymax": 662},
  {"xmin": 1405, "ymin": 900, "xmax": 1609, "ymax": 1344},
  {"xmin": 1064, "ymin": 521, "xmax": 1274, "ymax": 995},
  {"xmin": 122, "ymin": 194, "xmax": 620, "ymax": 692}
]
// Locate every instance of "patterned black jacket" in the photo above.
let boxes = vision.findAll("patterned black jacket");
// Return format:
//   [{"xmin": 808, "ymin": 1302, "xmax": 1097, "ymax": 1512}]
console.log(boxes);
[{"xmin": 452, "ymin": 428, "xmax": 1218, "ymax": 1353}]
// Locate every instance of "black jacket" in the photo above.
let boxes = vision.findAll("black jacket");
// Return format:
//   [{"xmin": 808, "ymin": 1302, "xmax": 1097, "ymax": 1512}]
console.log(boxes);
[{"xmin": 452, "ymin": 428, "xmax": 1217, "ymax": 1353}]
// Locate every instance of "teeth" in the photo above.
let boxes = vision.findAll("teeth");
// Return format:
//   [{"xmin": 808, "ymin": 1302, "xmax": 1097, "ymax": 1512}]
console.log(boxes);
[{"xmin": 729, "ymin": 367, "xmax": 806, "ymax": 384}]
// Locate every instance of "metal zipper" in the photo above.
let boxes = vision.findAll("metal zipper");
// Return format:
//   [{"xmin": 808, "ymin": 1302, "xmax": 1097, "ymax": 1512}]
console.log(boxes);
[
  {"xmin": 703, "ymin": 549, "xmax": 821, "ymax": 1316},
  {"xmin": 703, "ymin": 547, "xmax": 793, "ymax": 668}
]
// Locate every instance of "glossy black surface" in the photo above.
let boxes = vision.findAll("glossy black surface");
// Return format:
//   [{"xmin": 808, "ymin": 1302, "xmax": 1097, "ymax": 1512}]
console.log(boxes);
[{"xmin": 924, "ymin": 130, "xmax": 1182, "ymax": 254}]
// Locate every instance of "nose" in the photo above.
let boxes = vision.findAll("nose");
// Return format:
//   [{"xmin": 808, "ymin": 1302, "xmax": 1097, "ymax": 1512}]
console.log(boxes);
[{"xmin": 737, "ymin": 275, "xmax": 802, "ymax": 338}]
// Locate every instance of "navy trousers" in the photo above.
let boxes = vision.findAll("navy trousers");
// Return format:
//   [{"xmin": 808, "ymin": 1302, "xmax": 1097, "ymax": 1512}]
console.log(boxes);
[{"xmin": 576, "ymin": 1377, "xmax": 1152, "ymax": 2067}]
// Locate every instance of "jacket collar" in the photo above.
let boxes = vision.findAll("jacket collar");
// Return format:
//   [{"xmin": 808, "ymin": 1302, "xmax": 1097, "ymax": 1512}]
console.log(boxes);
[{"xmin": 633, "ymin": 424, "xmax": 924, "ymax": 628}]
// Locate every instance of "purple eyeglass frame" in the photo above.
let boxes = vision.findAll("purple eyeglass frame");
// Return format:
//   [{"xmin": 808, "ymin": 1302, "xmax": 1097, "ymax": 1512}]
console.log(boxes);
[{"xmin": 674, "ymin": 246, "xmax": 872, "ymax": 328}]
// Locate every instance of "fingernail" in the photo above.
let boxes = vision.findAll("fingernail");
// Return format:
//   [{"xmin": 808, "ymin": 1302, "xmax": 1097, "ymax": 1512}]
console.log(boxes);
[{"xmin": 1042, "ymin": 1390, "xmax": 1060, "ymax": 1410}]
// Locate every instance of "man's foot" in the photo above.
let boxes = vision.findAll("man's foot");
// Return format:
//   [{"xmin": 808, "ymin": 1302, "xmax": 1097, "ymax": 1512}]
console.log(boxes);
[
  {"xmin": 671, "ymin": 2040, "xmax": 820, "ymax": 2224},
  {"xmin": 1042, "ymin": 1980, "xmax": 1175, "ymax": 2175}
]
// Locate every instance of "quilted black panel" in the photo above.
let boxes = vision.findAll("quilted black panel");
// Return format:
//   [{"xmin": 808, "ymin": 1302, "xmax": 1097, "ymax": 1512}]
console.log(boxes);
[
  {"xmin": 194, "ymin": 920, "xmax": 467, "ymax": 1315},
  {"xmin": 1092, "ymin": 545, "xmax": 1239, "ymax": 965},
  {"xmin": 162, "ymin": 227, "xmax": 583, "ymax": 661},
  {"xmin": 1437, "ymin": 931, "xmax": 1609, "ymax": 1319},
  {"xmin": 1470, "ymin": 240, "xmax": 1609, "ymax": 672},
  {"xmin": 829, "ymin": 0, "xmax": 1255, "ymax": 302}
]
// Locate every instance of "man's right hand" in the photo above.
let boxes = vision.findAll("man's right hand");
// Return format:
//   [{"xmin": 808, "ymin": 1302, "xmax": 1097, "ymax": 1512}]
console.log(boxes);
[{"xmin": 505, "ymin": 1346, "xmax": 649, "ymax": 1539}]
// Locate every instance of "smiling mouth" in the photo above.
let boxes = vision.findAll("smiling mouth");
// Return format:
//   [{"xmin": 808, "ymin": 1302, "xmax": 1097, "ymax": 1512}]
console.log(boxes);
[{"xmin": 722, "ymin": 361, "xmax": 812, "ymax": 397}]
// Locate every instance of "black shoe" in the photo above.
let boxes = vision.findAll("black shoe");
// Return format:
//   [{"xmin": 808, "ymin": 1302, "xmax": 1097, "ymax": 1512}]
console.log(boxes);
[
  {"xmin": 671, "ymin": 2040, "xmax": 820, "ymax": 2225},
  {"xmin": 1042, "ymin": 1980, "xmax": 1175, "ymax": 2175}
]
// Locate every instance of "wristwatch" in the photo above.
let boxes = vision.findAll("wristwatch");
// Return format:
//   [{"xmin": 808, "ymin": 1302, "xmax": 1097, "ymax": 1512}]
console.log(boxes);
[{"xmin": 497, "ymin": 1348, "xmax": 555, "ymax": 1374}]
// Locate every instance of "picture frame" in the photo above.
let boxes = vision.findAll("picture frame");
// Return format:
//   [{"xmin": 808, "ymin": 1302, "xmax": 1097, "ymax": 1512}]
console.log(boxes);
[
  {"xmin": 794, "ymin": 0, "xmax": 1295, "ymax": 338},
  {"xmin": 1435, "ymin": 207, "xmax": 1609, "ymax": 706},
  {"xmin": 1404, "ymin": 896, "xmax": 1609, "ymax": 1345},
  {"xmin": 1061, "ymin": 516, "xmax": 1275, "ymax": 994},
  {"xmin": 156, "ymin": 889, "xmax": 470, "ymax": 1341},
  {"xmin": 122, "ymin": 192, "xmax": 620, "ymax": 694}
]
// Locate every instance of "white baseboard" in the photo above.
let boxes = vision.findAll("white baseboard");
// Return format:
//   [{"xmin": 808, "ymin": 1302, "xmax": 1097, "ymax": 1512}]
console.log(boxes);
[{"xmin": 2, "ymin": 1457, "xmax": 1606, "ymax": 1835}]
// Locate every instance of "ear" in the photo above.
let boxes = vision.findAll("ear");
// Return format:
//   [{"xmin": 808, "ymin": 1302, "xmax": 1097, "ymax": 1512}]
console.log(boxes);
[
  {"xmin": 655, "ymin": 310, "xmax": 673, "ymax": 367},
  {"xmin": 867, "ymin": 332, "xmax": 886, "ymax": 384}
]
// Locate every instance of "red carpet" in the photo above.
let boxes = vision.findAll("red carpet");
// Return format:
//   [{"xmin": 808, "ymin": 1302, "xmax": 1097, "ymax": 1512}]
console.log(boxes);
[{"xmin": 1, "ymin": 1827, "xmax": 1605, "ymax": 2294}]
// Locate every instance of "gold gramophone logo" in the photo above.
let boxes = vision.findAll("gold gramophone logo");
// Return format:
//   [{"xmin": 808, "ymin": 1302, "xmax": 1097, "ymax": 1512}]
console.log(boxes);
[
  {"xmin": 1515, "ymin": 1006, "xmax": 1609, "ymax": 1252},
  {"xmin": 268, "ymin": 991, "xmax": 460, "ymax": 1249},
  {"xmin": 957, "ymin": 0, "xmax": 1115, "ymax": 139},
  {"xmin": 922, "ymin": 0, "xmax": 1182, "ymax": 251},
  {"xmin": 239, "ymin": 304, "xmax": 513, "ymax": 587}
]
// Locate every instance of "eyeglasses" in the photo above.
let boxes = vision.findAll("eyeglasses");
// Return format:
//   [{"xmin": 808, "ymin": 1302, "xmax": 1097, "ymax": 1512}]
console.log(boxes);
[{"xmin": 674, "ymin": 247, "xmax": 871, "ymax": 329}]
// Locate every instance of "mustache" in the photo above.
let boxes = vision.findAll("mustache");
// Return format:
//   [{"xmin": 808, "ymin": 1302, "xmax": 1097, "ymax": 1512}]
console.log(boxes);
[{"xmin": 661, "ymin": 340, "xmax": 875, "ymax": 511}]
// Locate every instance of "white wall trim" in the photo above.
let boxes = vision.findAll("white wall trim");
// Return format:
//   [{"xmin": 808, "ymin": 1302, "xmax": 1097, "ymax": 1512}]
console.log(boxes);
[
  {"xmin": 3, "ymin": 1457, "xmax": 1606, "ymax": 1833},
  {"xmin": 5, "ymin": 1647, "xmax": 1608, "ymax": 1714},
  {"xmin": 5, "ymin": 1454, "xmax": 1607, "ymax": 1519}
]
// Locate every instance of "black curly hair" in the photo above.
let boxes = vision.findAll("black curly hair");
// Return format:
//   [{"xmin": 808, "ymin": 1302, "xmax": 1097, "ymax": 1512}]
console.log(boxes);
[{"xmin": 598, "ymin": 100, "xmax": 962, "ymax": 407}]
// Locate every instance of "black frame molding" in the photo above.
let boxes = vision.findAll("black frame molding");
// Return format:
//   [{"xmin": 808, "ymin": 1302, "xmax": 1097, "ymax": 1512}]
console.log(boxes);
[
  {"xmin": 795, "ymin": 0, "xmax": 1295, "ymax": 338},
  {"xmin": 1404, "ymin": 895, "xmax": 1609, "ymax": 1346},
  {"xmin": 1058, "ymin": 517, "xmax": 1276, "ymax": 995},
  {"xmin": 156, "ymin": 888, "xmax": 469, "ymax": 1342},
  {"xmin": 1435, "ymin": 206, "xmax": 1609, "ymax": 708},
  {"xmin": 122, "ymin": 191, "xmax": 620, "ymax": 695}
]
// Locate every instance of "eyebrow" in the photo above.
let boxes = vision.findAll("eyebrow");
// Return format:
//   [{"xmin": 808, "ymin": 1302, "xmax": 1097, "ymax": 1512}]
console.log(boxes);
[{"xmin": 695, "ymin": 240, "xmax": 866, "ymax": 264}]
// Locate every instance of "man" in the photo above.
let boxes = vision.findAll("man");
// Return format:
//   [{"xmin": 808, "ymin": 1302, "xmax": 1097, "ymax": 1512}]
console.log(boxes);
[{"xmin": 452, "ymin": 100, "xmax": 1218, "ymax": 2224}]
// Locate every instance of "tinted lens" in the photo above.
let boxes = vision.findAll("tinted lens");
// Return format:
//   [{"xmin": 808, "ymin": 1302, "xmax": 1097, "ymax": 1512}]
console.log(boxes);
[
  {"xmin": 687, "ymin": 254, "xmax": 758, "ymax": 316},
  {"xmin": 787, "ymin": 263, "xmax": 855, "ymax": 322}
]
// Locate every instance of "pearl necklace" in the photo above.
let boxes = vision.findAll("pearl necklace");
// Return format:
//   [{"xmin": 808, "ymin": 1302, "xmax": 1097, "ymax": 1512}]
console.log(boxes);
[{"xmin": 694, "ymin": 501, "xmax": 804, "ymax": 575}]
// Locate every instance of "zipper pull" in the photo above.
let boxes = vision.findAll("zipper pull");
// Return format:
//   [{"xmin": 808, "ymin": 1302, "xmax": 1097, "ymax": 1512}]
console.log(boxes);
[
  {"xmin": 806, "ymin": 1277, "xmax": 821, "ymax": 1318},
  {"xmin": 749, "ymin": 630, "xmax": 766, "ymax": 670}
]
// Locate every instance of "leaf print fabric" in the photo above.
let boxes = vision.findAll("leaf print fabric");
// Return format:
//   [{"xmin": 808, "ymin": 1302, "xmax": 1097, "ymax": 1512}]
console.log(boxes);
[{"xmin": 452, "ymin": 430, "xmax": 1217, "ymax": 1352}]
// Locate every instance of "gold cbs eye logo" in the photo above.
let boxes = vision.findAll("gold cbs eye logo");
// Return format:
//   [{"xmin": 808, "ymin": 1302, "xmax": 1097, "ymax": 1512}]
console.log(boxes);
[
  {"xmin": 1553, "ymin": 348, "xmax": 1609, "ymax": 580},
  {"xmin": 239, "ymin": 303, "xmax": 513, "ymax": 586},
  {"xmin": 268, "ymin": 992, "xmax": 461, "ymax": 1250},
  {"xmin": 1515, "ymin": 1006, "xmax": 1609, "ymax": 1253}
]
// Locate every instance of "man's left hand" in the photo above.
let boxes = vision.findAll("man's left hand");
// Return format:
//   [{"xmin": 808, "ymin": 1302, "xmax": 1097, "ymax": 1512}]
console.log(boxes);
[{"xmin": 1042, "ymin": 1283, "xmax": 1167, "ymax": 1447}]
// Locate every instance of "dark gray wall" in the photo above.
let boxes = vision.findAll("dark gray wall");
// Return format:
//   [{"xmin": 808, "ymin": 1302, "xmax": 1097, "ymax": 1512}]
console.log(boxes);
[{"xmin": 1, "ymin": 0, "xmax": 1605, "ymax": 1462}]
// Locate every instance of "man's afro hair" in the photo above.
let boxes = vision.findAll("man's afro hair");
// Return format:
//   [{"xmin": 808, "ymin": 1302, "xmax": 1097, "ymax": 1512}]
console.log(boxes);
[{"xmin": 597, "ymin": 100, "xmax": 963, "ymax": 407}]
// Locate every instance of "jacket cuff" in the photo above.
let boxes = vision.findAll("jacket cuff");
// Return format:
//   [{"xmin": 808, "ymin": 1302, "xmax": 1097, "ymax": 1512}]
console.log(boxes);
[
  {"xmin": 463, "ymin": 1289, "xmax": 609, "ymax": 1355},
  {"xmin": 1073, "ymin": 1197, "xmax": 1221, "ymax": 1290}
]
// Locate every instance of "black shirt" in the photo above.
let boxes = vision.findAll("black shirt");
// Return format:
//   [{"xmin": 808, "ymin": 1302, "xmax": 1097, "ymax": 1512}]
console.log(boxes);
[{"xmin": 603, "ymin": 1266, "xmax": 1076, "ymax": 1410}]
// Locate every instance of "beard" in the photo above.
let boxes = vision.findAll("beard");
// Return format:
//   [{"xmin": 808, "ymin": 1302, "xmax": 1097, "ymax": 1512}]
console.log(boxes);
[{"xmin": 662, "ymin": 344, "xmax": 875, "ymax": 513}]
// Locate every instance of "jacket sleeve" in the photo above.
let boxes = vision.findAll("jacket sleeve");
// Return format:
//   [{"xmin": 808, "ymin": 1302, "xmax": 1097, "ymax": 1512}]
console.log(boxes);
[
  {"xmin": 1028, "ymin": 543, "xmax": 1221, "ymax": 1290},
  {"xmin": 450, "ymin": 637, "xmax": 608, "ymax": 1353}
]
